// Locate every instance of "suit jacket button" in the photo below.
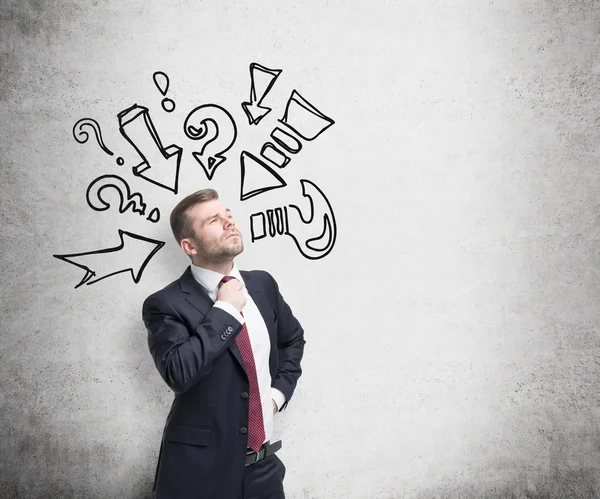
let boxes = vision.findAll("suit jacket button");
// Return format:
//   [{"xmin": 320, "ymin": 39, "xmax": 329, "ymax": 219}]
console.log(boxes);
[
  {"xmin": 227, "ymin": 326, "xmax": 233, "ymax": 332},
  {"xmin": 240, "ymin": 427, "xmax": 248, "ymax": 434},
  {"xmin": 220, "ymin": 334, "xmax": 226, "ymax": 341},
  {"xmin": 241, "ymin": 392, "xmax": 248, "ymax": 399}
]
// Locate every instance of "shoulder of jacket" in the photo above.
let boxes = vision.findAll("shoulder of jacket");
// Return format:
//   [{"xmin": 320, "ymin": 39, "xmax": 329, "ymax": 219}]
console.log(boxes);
[
  {"xmin": 240, "ymin": 268, "xmax": 272, "ymax": 280},
  {"xmin": 142, "ymin": 273, "xmax": 186, "ymax": 311},
  {"xmin": 241, "ymin": 269, "xmax": 278, "ymax": 295}
]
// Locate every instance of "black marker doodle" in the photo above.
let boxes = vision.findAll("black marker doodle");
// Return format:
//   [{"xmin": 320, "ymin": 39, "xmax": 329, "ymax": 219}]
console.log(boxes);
[
  {"xmin": 249, "ymin": 179, "xmax": 337, "ymax": 260},
  {"xmin": 118, "ymin": 104, "xmax": 183, "ymax": 194},
  {"xmin": 260, "ymin": 143, "xmax": 290, "ymax": 169},
  {"xmin": 53, "ymin": 229, "xmax": 165, "ymax": 288},
  {"xmin": 239, "ymin": 150, "xmax": 287, "ymax": 201},
  {"xmin": 73, "ymin": 118, "xmax": 124, "ymax": 165},
  {"xmin": 242, "ymin": 62, "xmax": 282, "ymax": 126},
  {"xmin": 250, "ymin": 212, "xmax": 267, "ymax": 239},
  {"xmin": 184, "ymin": 104, "xmax": 237, "ymax": 180},
  {"xmin": 239, "ymin": 89, "xmax": 334, "ymax": 186},
  {"xmin": 279, "ymin": 90, "xmax": 335, "ymax": 141},
  {"xmin": 86, "ymin": 174, "xmax": 160, "ymax": 223},
  {"xmin": 271, "ymin": 127, "xmax": 302, "ymax": 154},
  {"xmin": 153, "ymin": 71, "xmax": 176, "ymax": 113}
]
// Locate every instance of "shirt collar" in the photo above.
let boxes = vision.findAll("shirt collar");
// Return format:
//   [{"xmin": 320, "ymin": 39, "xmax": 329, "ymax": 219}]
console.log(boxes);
[{"xmin": 190, "ymin": 261, "xmax": 244, "ymax": 300}]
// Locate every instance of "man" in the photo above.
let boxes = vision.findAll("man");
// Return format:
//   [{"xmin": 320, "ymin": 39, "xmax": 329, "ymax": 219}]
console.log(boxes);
[{"xmin": 142, "ymin": 188, "xmax": 305, "ymax": 499}]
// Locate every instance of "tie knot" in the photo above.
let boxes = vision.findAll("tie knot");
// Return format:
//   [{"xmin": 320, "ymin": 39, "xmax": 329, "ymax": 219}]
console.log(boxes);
[{"xmin": 220, "ymin": 275, "xmax": 236, "ymax": 284}]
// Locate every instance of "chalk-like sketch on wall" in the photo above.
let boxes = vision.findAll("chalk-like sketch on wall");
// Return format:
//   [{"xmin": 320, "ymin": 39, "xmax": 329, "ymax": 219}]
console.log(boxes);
[
  {"xmin": 118, "ymin": 103, "xmax": 183, "ymax": 194},
  {"xmin": 53, "ymin": 230, "xmax": 165, "ymax": 288},
  {"xmin": 183, "ymin": 104, "xmax": 238, "ymax": 180},
  {"xmin": 86, "ymin": 174, "xmax": 160, "ymax": 223},
  {"xmin": 152, "ymin": 71, "xmax": 176, "ymax": 113},
  {"xmin": 279, "ymin": 89, "xmax": 335, "ymax": 141},
  {"xmin": 239, "ymin": 88, "xmax": 335, "ymax": 199},
  {"xmin": 72, "ymin": 118, "xmax": 124, "ymax": 166},
  {"xmin": 239, "ymin": 150, "xmax": 287, "ymax": 200},
  {"xmin": 260, "ymin": 143, "xmax": 291, "ymax": 169},
  {"xmin": 242, "ymin": 62, "xmax": 282, "ymax": 126},
  {"xmin": 271, "ymin": 127, "xmax": 302, "ymax": 154},
  {"xmin": 57, "ymin": 61, "xmax": 337, "ymax": 290},
  {"xmin": 249, "ymin": 179, "xmax": 337, "ymax": 260}
]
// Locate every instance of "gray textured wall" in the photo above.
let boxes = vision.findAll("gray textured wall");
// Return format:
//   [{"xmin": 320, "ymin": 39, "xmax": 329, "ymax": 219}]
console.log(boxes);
[{"xmin": 2, "ymin": 0, "xmax": 600, "ymax": 498}]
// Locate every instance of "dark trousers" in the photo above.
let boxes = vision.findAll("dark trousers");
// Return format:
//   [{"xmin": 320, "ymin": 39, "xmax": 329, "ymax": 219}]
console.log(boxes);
[{"xmin": 241, "ymin": 453, "xmax": 286, "ymax": 499}]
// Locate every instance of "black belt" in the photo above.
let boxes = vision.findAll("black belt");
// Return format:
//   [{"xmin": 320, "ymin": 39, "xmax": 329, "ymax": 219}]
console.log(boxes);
[{"xmin": 245, "ymin": 440, "xmax": 282, "ymax": 466}]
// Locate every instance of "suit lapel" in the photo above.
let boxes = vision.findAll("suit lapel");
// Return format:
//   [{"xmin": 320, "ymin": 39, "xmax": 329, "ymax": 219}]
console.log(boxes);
[
  {"xmin": 242, "ymin": 272, "xmax": 276, "ymax": 339},
  {"xmin": 179, "ymin": 266, "xmax": 213, "ymax": 315},
  {"xmin": 179, "ymin": 266, "xmax": 247, "ymax": 375}
]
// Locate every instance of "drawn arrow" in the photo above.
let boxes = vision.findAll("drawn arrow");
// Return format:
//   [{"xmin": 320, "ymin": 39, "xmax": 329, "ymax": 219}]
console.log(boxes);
[
  {"xmin": 53, "ymin": 230, "xmax": 165, "ymax": 288},
  {"xmin": 241, "ymin": 62, "xmax": 282, "ymax": 126},
  {"xmin": 117, "ymin": 104, "xmax": 183, "ymax": 194}
]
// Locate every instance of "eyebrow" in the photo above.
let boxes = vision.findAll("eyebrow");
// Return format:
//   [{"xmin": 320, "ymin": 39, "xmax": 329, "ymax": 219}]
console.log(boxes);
[{"xmin": 203, "ymin": 209, "xmax": 232, "ymax": 224}]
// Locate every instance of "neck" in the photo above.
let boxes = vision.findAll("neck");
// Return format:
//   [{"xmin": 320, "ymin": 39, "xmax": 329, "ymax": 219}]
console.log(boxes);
[{"xmin": 192, "ymin": 258, "xmax": 234, "ymax": 276}]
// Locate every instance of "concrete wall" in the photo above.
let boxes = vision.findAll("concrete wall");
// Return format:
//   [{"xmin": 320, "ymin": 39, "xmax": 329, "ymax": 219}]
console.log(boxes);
[{"xmin": 2, "ymin": 0, "xmax": 600, "ymax": 497}]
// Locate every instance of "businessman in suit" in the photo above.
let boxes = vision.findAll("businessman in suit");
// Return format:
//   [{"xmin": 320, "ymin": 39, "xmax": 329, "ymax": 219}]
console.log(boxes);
[{"xmin": 142, "ymin": 188, "xmax": 305, "ymax": 499}]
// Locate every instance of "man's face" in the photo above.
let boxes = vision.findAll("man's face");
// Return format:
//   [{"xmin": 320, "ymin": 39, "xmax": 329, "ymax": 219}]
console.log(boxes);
[{"xmin": 185, "ymin": 199, "xmax": 244, "ymax": 263}]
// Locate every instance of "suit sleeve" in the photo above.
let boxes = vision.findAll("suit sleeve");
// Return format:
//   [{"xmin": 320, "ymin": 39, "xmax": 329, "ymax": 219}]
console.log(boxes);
[
  {"xmin": 142, "ymin": 294, "xmax": 243, "ymax": 395},
  {"xmin": 267, "ymin": 272, "xmax": 306, "ymax": 411}
]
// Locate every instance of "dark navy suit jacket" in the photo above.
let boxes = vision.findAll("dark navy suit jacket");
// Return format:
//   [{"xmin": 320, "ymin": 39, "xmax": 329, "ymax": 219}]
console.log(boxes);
[{"xmin": 142, "ymin": 266, "xmax": 305, "ymax": 499}]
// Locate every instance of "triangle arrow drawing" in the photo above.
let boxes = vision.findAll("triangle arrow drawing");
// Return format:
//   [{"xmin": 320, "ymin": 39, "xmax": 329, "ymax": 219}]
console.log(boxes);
[
  {"xmin": 242, "ymin": 62, "xmax": 282, "ymax": 126},
  {"xmin": 53, "ymin": 230, "xmax": 165, "ymax": 288}
]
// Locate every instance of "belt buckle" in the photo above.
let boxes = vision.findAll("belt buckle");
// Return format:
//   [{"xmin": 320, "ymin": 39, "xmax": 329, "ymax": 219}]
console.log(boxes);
[
  {"xmin": 246, "ymin": 446, "xmax": 261, "ymax": 466},
  {"xmin": 251, "ymin": 449, "xmax": 261, "ymax": 465}
]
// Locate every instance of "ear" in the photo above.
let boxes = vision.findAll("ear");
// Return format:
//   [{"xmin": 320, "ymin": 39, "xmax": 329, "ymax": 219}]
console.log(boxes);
[{"xmin": 180, "ymin": 237, "xmax": 197, "ymax": 257}]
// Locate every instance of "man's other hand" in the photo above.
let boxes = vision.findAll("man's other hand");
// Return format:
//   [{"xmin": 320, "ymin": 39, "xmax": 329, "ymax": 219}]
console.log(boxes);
[{"xmin": 217, "ymin": 279, "xmax": 246, "ymax": 312}]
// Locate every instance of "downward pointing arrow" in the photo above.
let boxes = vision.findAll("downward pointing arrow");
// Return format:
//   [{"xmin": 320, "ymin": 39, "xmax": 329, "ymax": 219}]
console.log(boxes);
[
  {"xmin": 242, "ymin": 62, "xmax": 282, "ymax": 126},
  {"xmin": 242, "ymin": 101, "xmax": 272, "ymax": 125},
  {"xmin": 53, "ymin": 230, "xmax": 165, "ymax": 288},
  {"xmin": 118, "ymin": 104, "xmax": 183, "ymax": 194}
]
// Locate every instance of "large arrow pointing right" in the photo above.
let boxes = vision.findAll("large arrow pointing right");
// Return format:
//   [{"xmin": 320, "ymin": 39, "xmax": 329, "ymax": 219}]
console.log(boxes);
[{"xmin": 53, "ymin": 230, "xmax": 165, "ymax": 288}]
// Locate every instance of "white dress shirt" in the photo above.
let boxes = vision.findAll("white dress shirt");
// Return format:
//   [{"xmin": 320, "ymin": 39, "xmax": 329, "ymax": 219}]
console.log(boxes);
[{"xmin": 190, "ymin": 261, "xmax": 286, "ymax": 444}]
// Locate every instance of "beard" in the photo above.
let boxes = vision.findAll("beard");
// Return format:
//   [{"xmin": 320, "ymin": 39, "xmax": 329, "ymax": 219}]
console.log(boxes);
[{"xmin": 192, "ymin": 233, "xmax": 244, "ymax": 263}]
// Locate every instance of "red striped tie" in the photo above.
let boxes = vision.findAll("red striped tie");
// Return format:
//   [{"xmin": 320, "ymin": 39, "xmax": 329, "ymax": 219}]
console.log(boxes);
[{"xmin": 220, "ymin": 276, "xmax": 266, "ymax": 452}]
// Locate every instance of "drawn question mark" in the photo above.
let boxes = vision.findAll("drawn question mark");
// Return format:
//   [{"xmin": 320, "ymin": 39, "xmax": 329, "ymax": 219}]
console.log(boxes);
[
  {"xmin": 85, "ymin": 174, "xmax": 160, "ymax": 223},
  {"xmin": 153, "ymin": 71, "xmax": 175, "ymax": 113},
  {"xmin": 73, "ymin": 118, "xmax": 124, "ymax": 166},
  {"xmin": 183, "ymin": 104, "xmax": 238, "ymax": 180}
]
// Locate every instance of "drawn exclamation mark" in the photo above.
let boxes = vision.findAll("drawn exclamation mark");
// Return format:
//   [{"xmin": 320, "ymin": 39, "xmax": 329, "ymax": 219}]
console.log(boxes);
[{"xmin": 153, "ymin": 71, "xmax": 176, "ymax": 113}]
